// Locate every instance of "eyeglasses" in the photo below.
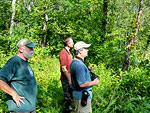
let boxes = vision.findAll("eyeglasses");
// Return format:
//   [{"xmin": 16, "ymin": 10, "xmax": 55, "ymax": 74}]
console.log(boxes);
[
  {"xmin": 25, "ymin": 46, "xmax": 33, "ymax": 50},
  {"xmin": 83, "ymin": 48, "xmax": 88, "ymax": 50}
]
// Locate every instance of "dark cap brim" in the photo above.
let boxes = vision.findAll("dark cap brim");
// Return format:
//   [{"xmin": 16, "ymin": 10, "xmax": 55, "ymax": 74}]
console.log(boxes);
[{"xmin": 26, "ymin": 43, "xmax": 37, "ymax": 48}]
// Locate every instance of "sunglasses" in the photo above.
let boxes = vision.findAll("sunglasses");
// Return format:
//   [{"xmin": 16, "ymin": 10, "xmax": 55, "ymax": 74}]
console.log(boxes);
[{"xmin": 83, "ymin": 48, "xmax": 88, "ymax": 50}]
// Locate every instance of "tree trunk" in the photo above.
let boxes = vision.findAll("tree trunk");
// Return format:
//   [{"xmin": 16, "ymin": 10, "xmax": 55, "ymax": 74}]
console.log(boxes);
[
  {"xmin": 102, "ymin": 0, "xmax": 108, "ymax": 39},
  {"xmin": 146, "ymin": 35, "xmax": 150, "ymax": 50},
  {"xmin": 59, "ymin": 0, "xmax": 64, "ymax": 11},
  {"xmin": 10, "ymin": 0, "xmax": 16, "ymax": 36},
  {"xmin": 28, "ymin": 0, "xmax": 34, "ymax": 12},
  {"xmin": 122, "ymin": 0, "xmax": 144, "ymax": 71},
  {"xmin": 41, "ymin": 13, "xmax": 48, "ymax": 47},
  {"xmin": 135, "ymin": 0, "xmax": 144, "ymax": 36}
]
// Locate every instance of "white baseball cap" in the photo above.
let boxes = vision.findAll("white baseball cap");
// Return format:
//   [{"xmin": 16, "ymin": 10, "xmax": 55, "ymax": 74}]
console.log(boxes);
[{"xmin": 74, "ymin": 41, "xmax": 91, "ymax": 50}]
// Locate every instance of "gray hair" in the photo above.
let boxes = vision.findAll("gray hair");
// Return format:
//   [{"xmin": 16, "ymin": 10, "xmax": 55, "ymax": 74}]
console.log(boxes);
[{"xmin": 74, "ymin": 48, "xmax": 83, "ymax": 55}]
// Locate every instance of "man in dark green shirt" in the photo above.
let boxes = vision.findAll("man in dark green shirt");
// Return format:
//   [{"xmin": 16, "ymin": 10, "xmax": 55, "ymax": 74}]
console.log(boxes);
[{"xmin": 0, "ymin": 39, "xmax": 38, "ymax": 113}]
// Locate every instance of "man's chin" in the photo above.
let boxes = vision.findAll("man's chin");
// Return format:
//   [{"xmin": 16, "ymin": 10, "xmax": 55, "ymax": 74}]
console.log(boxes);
[{"xmin": 70, "ymin": 47, "xmax": 73, "ymax": 50}]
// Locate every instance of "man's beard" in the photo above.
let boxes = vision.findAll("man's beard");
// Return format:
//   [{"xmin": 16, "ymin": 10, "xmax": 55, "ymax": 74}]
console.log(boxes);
[{"xmin": 24, "ymin": 50, "xmax": 33, "ymax": 59}]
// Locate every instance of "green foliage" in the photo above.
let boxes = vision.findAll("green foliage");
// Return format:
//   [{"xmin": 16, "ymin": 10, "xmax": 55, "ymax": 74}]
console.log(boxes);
[
  {"xmin": 0, "ymin": 90, "xmax": 8, "ymax": 113},
  {"xmin": 0, "ymin": 0, "xmax": 150, "ymax": 112},
  {"xmin": 0, "ymin": 47, "xmax": 150, "ymax": 112},
  {"xmin": 0, "ymin": 36, "xmax": 10, "ymax": 54},
  {"xmin": 0, "ymin": 0, "xmax": 11, "ymax": 32},
  {"xmin": 90, "ymin": 63, "xmax": 150, "ymax": 113},
  {"xmin": 30, "ymin": 53, "xmax": 63, "ymax": 113}
]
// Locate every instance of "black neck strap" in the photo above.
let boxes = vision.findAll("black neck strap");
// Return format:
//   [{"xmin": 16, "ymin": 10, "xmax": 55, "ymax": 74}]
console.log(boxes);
[
  {"xmin": 76, "ymin": 56, "xmax": 84, "ymax": 63},
  {"xmin": 64, "ymin": 47, "xmax": 70, "ymax": 54},
  {"xmin": 76, "ymin": 56, "xmax": 91, "ymax": 72}
]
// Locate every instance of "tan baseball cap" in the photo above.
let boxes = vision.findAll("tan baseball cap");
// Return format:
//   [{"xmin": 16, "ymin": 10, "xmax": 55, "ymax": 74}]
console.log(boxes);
[
  {"xmin": 16, "ymin": 39, "xmax": 37, "ymax": 48},
  {"xmin": 74, "ymin": 41, "xmax": 91, "ymax": 50}
]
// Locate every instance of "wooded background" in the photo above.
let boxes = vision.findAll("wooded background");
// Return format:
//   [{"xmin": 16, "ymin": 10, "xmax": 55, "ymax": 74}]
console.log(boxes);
[{"xmin": 0, "ymin": 0, "xmax": 150, "ymax": 112}]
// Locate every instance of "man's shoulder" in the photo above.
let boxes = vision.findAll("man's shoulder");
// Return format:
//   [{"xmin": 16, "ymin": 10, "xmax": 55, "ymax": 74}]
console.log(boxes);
[
  {"xmin": 71, "ymin": 60, "xmax": 87, "ymax": 70},
  {"xmin": 71, "ymin": 60, "xmax": 83, "ymax": 66},
  {"xmin": 60, "ymin": 48, "xmax": 66, "ymax": 54},
  {"xmin": 6, "ymin": 56, "xmax": 23, "ymax": 65},
  {"xmin": 7, "ymin": 56, "xmax": 17, "ymax": 63},
  {"xmin": 59, "ymin": 48, "xmax": 69, "ymax": 57},
  {"xmin": 9, "ymin": 55, "xmax": 20, "ymax": 62},
  {"xmin": 0, "ymin": 56, "xmax": 19, "ymax": 73}
]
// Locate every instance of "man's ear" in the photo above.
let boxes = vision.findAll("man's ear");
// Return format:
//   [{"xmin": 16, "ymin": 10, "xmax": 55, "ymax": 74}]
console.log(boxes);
[
  {"xmin": 79, "ymin": 49, "xmax": 82, "ymax": 54},
  {"xmin": 19, "ymin": 47, "xmax": 23, "ymax": 53}
]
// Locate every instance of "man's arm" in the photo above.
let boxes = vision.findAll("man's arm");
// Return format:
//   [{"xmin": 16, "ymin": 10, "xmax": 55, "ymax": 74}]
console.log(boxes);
[
  {"xmin": 61, "ymin": 66, "xmax": 71, "ymax": 85},
  {"xmin": 0, "ymin": 80, "xmax": 25, "ymax": 107},
  {"xmin": 79, "ymin": 78, "xmax": 99, "ymax": 88}
]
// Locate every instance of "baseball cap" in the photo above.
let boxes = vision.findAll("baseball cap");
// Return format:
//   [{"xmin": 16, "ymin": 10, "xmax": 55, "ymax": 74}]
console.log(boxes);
[
  {"xmin": 74, "ymin": 41, "xmax": 91, "ymax": 50},
  {"xmin": 16, "ymin": 39, "xmax": 37, "ymax": 48}
]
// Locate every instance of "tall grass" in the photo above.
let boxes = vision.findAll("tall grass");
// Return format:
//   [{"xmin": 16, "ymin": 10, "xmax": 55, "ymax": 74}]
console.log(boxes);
[{"xmin": 0, "ymin": 48, "xmax": 150, "ymax": 112}]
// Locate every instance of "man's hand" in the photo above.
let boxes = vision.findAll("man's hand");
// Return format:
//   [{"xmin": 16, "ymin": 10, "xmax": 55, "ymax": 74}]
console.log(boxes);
[
  {"xmin": 80, "ymin": 78, "xmax": 99, "ymax": 88},
  {"xmin": 62, "ymin": 66, "xmax": 72, "ymax": 86},
  {"xmin": 68, "ymin": 79, "xmax": 72, "ymax": 86},
  {"xmin": 0, "ymin": 80, "xmax": 26, "ymax": 107},
  {"xmin": 93, "ymin": 78, "xmax": 99, "ymax": 85},
  {"xmin": 88, "ymin": 66, "xmax": 93, "ymax": 71},
  {"xmin": 12, "ymin": 93, "xmax": 25, "ymax": 107}
]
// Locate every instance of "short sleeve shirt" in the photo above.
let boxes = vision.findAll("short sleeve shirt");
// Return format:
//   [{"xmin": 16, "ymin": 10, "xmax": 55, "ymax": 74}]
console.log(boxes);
[
  {"xmin": 0, "ymin": 56, "xmax": 38, "ymax": 112},
  {"xmin": 70, "ymin": 59, "xmax": 92, "ymax": 99},
  {"xmin": 59, "ymin": 48, "xmax": 73, "ymax": 81}
]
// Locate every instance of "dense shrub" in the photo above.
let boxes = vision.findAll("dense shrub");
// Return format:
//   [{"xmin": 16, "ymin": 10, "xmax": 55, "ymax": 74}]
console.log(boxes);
[{"xmin": 0, "ymin": 48, "xmax": 150, "ymax": 112}]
